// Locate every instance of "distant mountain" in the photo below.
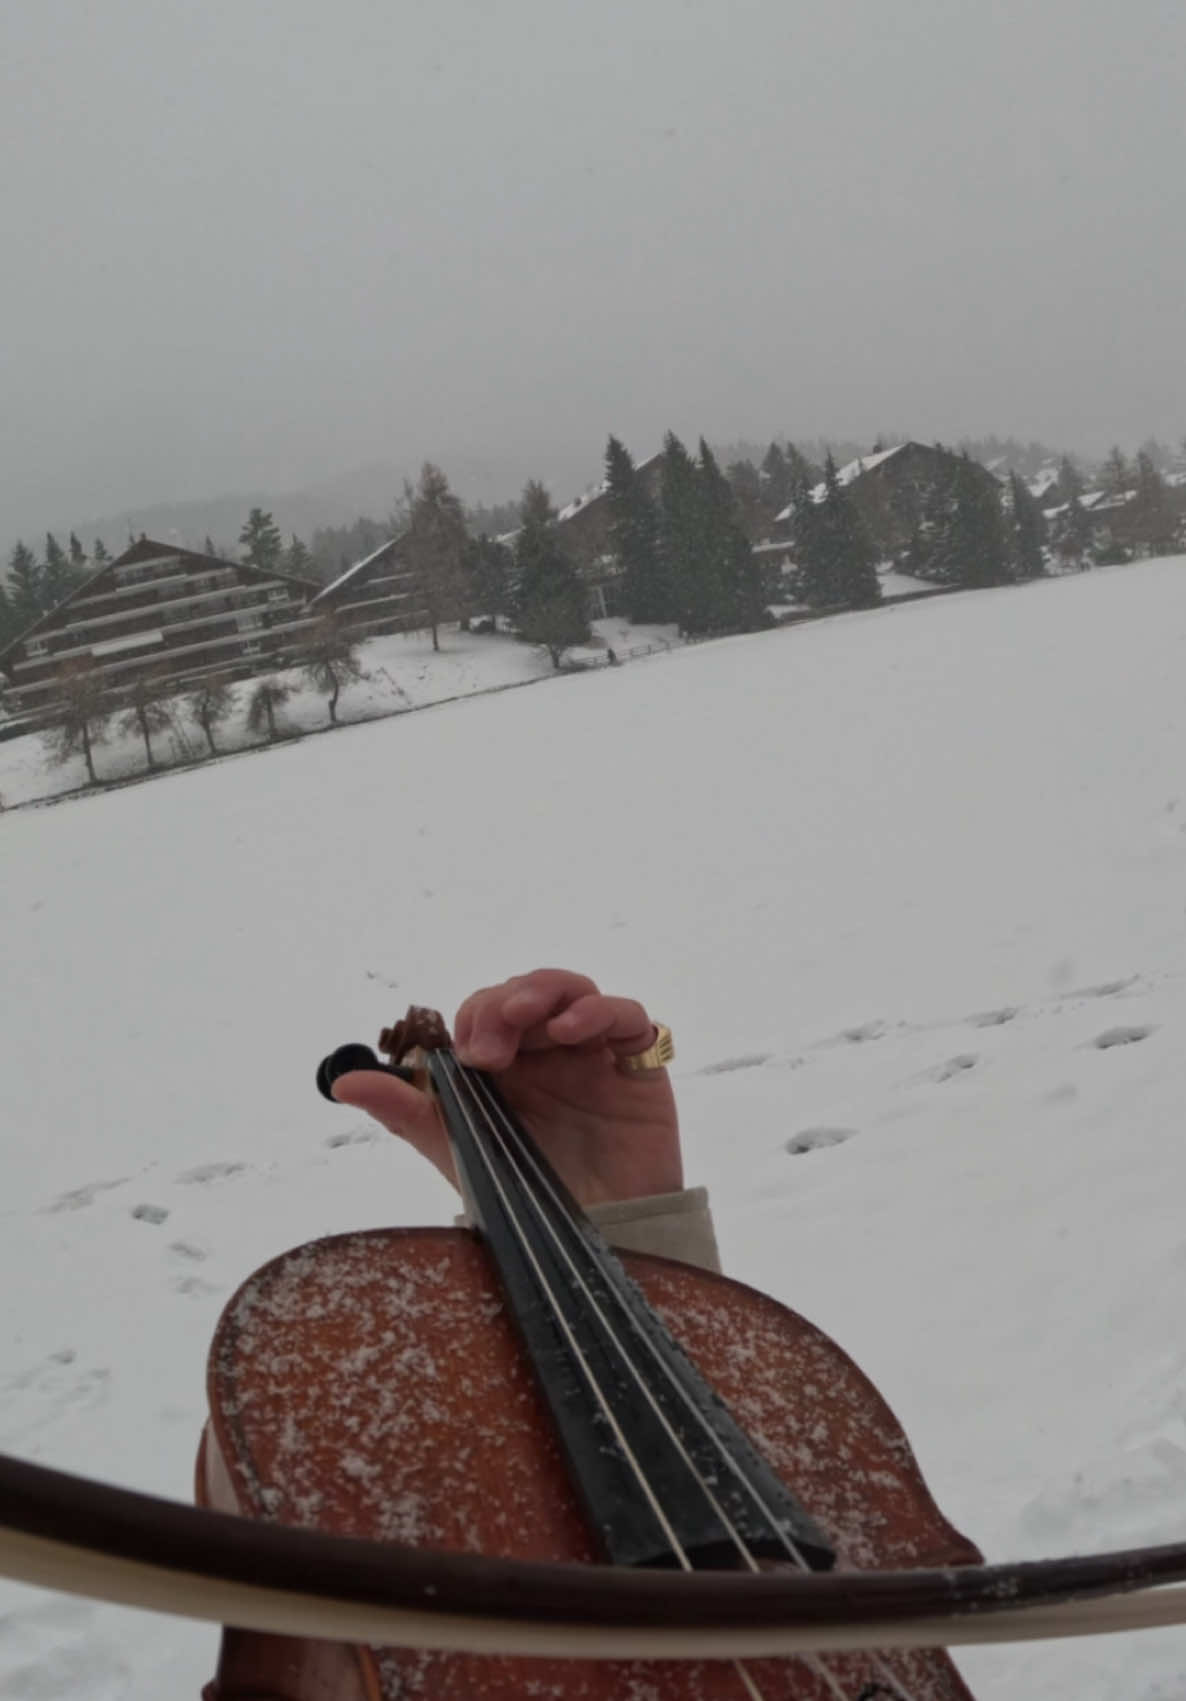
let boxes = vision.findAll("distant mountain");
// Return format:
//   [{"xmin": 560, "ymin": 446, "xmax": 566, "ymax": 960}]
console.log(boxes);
[{"xmin": 23, "ymin": 448, "xmax": 600, "ymax": 564}]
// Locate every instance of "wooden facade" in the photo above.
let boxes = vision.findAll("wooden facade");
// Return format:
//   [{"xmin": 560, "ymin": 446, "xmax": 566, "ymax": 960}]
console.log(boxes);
[
  {"xmin": 0, "ymin": 537, "xmax": 319, "ymax": 717},
  {"xmin": 770, "ymin": 443, "xmax": 1005, "ymax": 560},
  {"xmin": 309, "ymin": 535, "xmax": 428, "ymax": 638},
  {"xmin": 553, "ymin": 453, "xmax": 664, "ymax": 616}
]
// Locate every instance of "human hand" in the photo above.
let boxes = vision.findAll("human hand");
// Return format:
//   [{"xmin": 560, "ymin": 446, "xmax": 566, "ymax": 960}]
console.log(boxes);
[{"xmin": 329, "ymin": 968, "xmax": 681, "ymax": 1208}]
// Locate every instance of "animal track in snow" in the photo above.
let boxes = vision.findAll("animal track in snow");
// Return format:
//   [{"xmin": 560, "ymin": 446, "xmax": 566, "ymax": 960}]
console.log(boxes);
[
  {"xmin": 697, "ymin": 1053, "xmax": 771, "ymax": 1075},
  {"xmin": 1091, "ymin": 1025, "xmax": 1156, "ymax": 1050},
  {"xmin": 364, "ymin": 968, "xmax": 401, "ymax": 990},
  {"xmin": 831, "ymin": 1020, "xmax": 888, "ymax": 1045},
  {"xmin": 1069, "ymin": 976, "xmax": 1139, "ymax": 1000},
  {"xmin": 784, "ymin": 1127, "xmax": 858, "ymax": 1156},
  {"xmin": 175, "ymin": 1161, "xmax": 247, "ymax": 1185},
  {"xmin": 172, "ymin": 1275, "xmax": 221, "ymax": 1297},
  {"xmin": 325, "ymin": 1127, "xmax": 381, "ymax": 1149},
  {"xmin": 967, "ymin": 1006, "xmax": 1019, "ymax": 1028},
  {"xmin": 130, "ymin": 1203, "xmax": 169, "ymax": 1225},
  {"xmin": 42, "ymin": 1176, "xmax": 128, "ymax": 1214},
  {"xmin": 169, "ymin": 1239, "xmax": 207, "ymax": 1261},
  {"xmin": 927, "ymin": 1053, "xmax": 979, "ymax": 1083}
]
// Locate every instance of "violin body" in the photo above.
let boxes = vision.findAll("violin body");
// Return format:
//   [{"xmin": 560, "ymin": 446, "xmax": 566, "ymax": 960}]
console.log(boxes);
[{"xmin": 200, "ymin": 1225, "xmax": 979, "ymax": 1700}]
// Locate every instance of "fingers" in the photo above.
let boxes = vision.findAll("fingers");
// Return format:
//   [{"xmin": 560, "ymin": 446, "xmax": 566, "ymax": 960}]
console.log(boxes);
[
  {"xmin": 455, "ymin": 970, "xmax": 655, "ymax": 1070},
  {"xmin": 328, "ymin": 1068, "xmax": 456, "ymax": 1184}
]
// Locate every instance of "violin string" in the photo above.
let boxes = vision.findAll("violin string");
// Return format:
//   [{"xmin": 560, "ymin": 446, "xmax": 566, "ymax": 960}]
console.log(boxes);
[
  {"xmin": 451, "ymin": 1057, "xmax": 897, "ymax": 1701},
  {"xmin": 440, "ymin": 1055, "xmax": 779, "ymax": 1559},
  {"xmin": 454, "ymin": 1056, "xmax": 923, "ymax": 1701},
  {"xmin": 434, "ymin": 1053, "xmax": 772, "ymax": 1701}
]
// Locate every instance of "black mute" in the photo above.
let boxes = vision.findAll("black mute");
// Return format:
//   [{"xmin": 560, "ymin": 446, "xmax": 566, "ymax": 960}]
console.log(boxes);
[{"xmin": 316, "ymin": 1043, "xmax": 416, "ymax": 1102}]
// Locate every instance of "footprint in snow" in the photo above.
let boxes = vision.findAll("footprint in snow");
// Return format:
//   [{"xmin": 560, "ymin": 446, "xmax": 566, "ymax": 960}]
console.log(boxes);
[
  {"xmin": 325, "ymin": 1127, "xmax": 381, "ymax": 1148},
  {"xmin": 1069, "ymin": 976, "xmax": 1139, "ymax": 1000},
  {"xmin": 831, "ymin": 1021, "xmax": 888, "ymax": 1045},
  {"xmin": 784, "ymin": 1127, "xmax": 858, "ymax": 1156},
  {"xmin": 130, "ymin": 1203, "xmax": 169, "ymax": 1225},
  {"xmin": 43, "ymin": 1176, "xmax": 128, "ymax": 1214},
  {"xmin": 697, "ymin": 1053, "xmax": 771, "ymax": 1075},
  {"xmin": 169, "ymin": 1239, "xmax": 208, "ymax": 1261},
  {"xmin": 1091, "ymin": 1025, "xmax": 1156, "ymax": 1050},
  {"xmin": 927, "ymin": 1054, "xmax": 979, "ymax": 1083},
  {"xmin": 173, "ymin": 1275, "xmax": 221, "ymax": 1297},
  {"xmin": 967, "ymin": 1007, "xmax": 1019, "ymax": 1028},
  {"xmin": 175, "ymin": 1161, "xmax": 247, "ymax": 1185}
]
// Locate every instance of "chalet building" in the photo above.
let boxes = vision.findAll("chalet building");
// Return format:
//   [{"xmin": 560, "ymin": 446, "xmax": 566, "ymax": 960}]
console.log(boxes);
[
  {"xmin": 553, "ymin": 453, "xmax": 663, "ymax": 616},
  {"xmin": 310, "ymin": 534, "xmax": 428, "ymax": 638},
  {"xmin": 0, "ymin": 536, "xmax": 318, "ymax": 717},
  {"xmin": 769, "ymin": 442, "xmax": 1004, "ymax": 561}
]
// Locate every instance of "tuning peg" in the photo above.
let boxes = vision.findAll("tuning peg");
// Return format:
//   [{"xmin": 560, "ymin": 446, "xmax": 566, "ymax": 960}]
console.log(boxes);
[{"xmin": 316, "ymin": 1044, "xmax": 416, "ymax": 1102}]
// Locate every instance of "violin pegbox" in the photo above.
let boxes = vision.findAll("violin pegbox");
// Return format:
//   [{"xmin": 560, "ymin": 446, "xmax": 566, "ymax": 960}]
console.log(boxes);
[{"xmin": 378, "ymin": 1004, "xmax": 452, "ymax": 1093}]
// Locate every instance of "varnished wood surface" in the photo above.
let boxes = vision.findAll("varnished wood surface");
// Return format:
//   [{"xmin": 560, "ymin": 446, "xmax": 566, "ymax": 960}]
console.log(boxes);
[{"xmin": 207, "ymin": 1227, "xmax": 979, "ymax": 1699}]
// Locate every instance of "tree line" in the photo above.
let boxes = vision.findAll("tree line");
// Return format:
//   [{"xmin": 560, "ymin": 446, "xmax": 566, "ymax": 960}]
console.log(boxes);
[{"xmin": 40, "ymin": 610, "xmax": 367, "ymax": 787}]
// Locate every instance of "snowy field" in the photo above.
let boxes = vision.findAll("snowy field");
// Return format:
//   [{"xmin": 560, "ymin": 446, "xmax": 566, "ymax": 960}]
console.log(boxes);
[{"xmin": 3, "ymin": 557, "xmax": 1186, "ymax": 1698}]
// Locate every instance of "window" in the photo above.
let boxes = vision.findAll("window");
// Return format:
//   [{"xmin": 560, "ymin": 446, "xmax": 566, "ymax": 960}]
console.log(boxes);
[{"xmin": 27, "ymin": 637, "xmax": 47, "ymax": 658}]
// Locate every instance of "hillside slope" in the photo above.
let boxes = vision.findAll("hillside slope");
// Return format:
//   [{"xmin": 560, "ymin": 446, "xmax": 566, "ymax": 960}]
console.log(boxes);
[{"xmin": 2, "ymin": 559, "xmax": 1186, "ymax": 1698}]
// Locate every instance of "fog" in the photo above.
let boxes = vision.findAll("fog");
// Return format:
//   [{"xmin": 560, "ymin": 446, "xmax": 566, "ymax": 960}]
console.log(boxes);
[{"xmin": 1, "ymin": 0, "xmax": 1183, "ymax": 536}]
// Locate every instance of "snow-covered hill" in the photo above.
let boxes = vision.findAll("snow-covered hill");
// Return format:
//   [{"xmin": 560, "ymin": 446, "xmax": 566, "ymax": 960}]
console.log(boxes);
[{"xmin": 3, "ymin": 559, "xmax": 1186, "ymax": 1698}]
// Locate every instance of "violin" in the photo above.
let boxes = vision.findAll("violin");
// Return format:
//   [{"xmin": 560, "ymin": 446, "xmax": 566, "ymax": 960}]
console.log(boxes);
[{"xmin": 197, "ymin": 1006, "xmax": 981, "ymax": 1700}]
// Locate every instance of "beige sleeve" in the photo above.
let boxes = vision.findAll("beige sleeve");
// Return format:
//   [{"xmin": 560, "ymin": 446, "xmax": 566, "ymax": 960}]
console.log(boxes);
[{"xmin": 456, "ymin": 1186, "xmax": 721, "ymax": 1274}]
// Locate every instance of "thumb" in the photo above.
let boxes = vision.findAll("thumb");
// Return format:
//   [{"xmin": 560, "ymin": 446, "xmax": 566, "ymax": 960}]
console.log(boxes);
[{"xmin": 329, "ymin": 1069, "xmax": 455, "ymax": 1185}]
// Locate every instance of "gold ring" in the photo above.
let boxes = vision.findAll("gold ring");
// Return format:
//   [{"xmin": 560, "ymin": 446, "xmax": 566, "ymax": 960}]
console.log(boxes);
[{"xmin": 617, "ymin": 1024, "xmax": 675, "ymax": 1074}]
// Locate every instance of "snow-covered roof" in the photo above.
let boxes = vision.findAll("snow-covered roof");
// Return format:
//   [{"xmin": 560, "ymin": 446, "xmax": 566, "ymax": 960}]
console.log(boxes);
[
  {"xmin": 556, "ymin": 451, "xmax": 662, "ymax": 526},
  {"xmin": 773, "ymin": 444, "xmax": 907, "ymax": 523},
  {"xmin": 1027, "ymin": 468, "xmax": 1061, "ymax": 498},
  {"xmin": 312, "ymin": 535, "xmax": 404, "ymax": 604}
]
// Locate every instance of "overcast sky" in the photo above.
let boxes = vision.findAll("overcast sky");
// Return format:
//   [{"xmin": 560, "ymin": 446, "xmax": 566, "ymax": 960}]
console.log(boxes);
[{"xmin": 1, "ymin": 0, "xmax": 1183, "ymax": 536}]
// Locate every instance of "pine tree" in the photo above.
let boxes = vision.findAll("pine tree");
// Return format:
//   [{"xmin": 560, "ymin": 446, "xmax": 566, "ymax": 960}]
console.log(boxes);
[
  {"xmin": 657, "ymin": 433, "xmax": 710, "ymax": 634},
  {"xmin": 246, "ymin": 677, "xmax": 292, "ymax": 742},
  {"xmin": 820, "ymin": 455, "xmax": 882, "ymax": 608},
  {"xmin": 42, "ymin": 533, "xmax": 75, "ymax": 608},
  {"xmin": 1101, "ymin": 446, "xmax": 1130, "ymax": 498},
  {"xmin": 786, "ymin": 459, "xmax": 829, "ymax": 605},
  {"xmin": 604, "ymin": 436, "xmax": 668, "ymax": 622},
  {"xmin": 115, "ymin": 670, "xmax": 174, "ymax": 771},
  {"xmin": 69, "ymin": 532, "xmax": 86, "ymax": 567},
  {"xmin": 464, "ymin": 533, "xmax": 513, "ymax": 625},
  {"xmin": 1053, "ymin": 490, "xmax": 1092, "ymax": 569},
  {"xmin": 185, "ymin": 675, "xmax": 237, "ymax": 755},
  {"xmin": 760, "ymin": 442, "xmax": 793, "ymax": 518},
  {"xmin": 1056, "ymin": 456, "xmax": 1083, "ymax": 505},
  {"xmin": 239, "ymin": 508, "xmax": 284, "ymax": 573},
  {"xmin": 944, "ymin": 456, "xmax": 1012, "ymax": 589},
  {"xmin": 8, "ymin": 542, "xmax": 43, "ymax": 624},
  {"xmin": 1009, "ymin": 473, "xmax": 1047, "ymax": 580},
  {"xmin": 512, "ymin": 482, "xmax": 589, "ymax": 667},
  {"xmin": 0, "ymin": 578, "xmax": 17, "ymax": 649},
  {"xmin": 725, "ymin": 458, "xmax": 765, "ymax": 540},
  {"xmin": 404, "ymin": 463, "xmax": 469, "ymax": 651},
  {"xmin": 92, "ymin": 538, "xmax": 110, "ymax": 564},
  {"xmin": 298, "ymin": 613, "xmax": 366, "ymax": 724},
  {"xmin": 698, "ymin": 442, "xmax": 770, "ymax": 629},
  {"xmin": 1131, "ymin": 451, "xmax": 1178, "ymax": 557},
  {"xmin": 284, "ymin": 534, "xmax": 314, "ymax": 578},
  {"xmin": 204, "ymin": 536, "xmax": 218, "ymax": 558},
  {"xmin": 42, "ymin": 662, "xmax": 111, "ymax": 784}
]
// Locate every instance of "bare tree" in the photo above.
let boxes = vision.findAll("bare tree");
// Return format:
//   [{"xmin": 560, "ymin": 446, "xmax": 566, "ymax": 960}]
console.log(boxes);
[
  {"xmin": 246, "ymin": 677, "xmax": 292, "ymax": 743},
  {"xmin": 298, "ymin": 614, "xmax": 366, "ymax": 724},
  {"xmin": 403, "ymin": 462, "xmax": 469, "ymax": 651},
  {"xmin": 42, "ymin": 662, "xmax": 112, "ymax": 785},
  {"xmin": 186, "ymin": 675, "xmax": 238, "ymax": 755},
  {"xmin": 115, "ymin": 669, "xmax": 174, "ymax": 771}
]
